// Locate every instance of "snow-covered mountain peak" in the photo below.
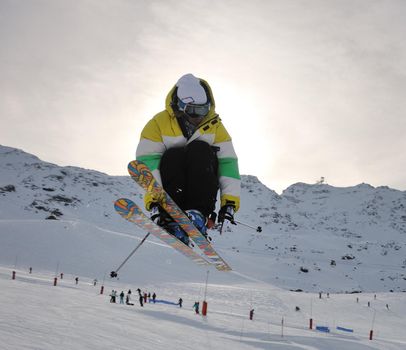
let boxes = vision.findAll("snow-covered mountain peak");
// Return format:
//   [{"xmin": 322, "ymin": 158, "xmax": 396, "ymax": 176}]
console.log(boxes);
[{"xmin": 0, "ymin": 144, "xmax": 42, "ymax": 165}]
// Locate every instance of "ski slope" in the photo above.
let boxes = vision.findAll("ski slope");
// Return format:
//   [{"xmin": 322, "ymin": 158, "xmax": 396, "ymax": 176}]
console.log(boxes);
[{"xmin": 1, "ymin": 266, "xmax": 405, "ymax": 350}]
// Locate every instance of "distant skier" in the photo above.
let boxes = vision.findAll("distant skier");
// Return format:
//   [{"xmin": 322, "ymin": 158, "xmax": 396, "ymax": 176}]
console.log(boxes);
[
  {"xmin": 110, "ymin": 290, "xmax": 117, "ymax": 303},
  {"xmin": 120, "ymin": 291, "xmax": 125, "ymax": 304},
  {"xmin": 137, "ymin": 288, "xmax": 144, "ymax": 307},
  {"xmin": 249, "ymin": 309, "xmax": 254, "ymax": 320},
  {"xmin": 178, "ymin": 298, "xmax": 183, "ymax": 308},
  {"xmin": 193, "ymin": 301, "xmax": 200, "ymax": 314},
  {"xmin": 126, "ymin": 293, "xmax": 134, "ymax": 306},
  {"xmin": 136, "ymin": 73, "xmax": 240, "ymax": 244},
  {"xmin": 152, "ymin": 292, "xmax": 156, "ymax": 303},
  {"xmin": 144, "ymin": 292, "xmax": 148, "ymax": 303},
  {"xmin": 75, "ymin": 277, "xmax": 79, "ymax": 285},
  {"xmin": 148, "ymin": 292, "xmax": 151, "ymax": 303}
]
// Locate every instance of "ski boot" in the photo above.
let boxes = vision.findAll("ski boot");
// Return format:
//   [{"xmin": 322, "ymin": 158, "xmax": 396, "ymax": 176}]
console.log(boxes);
[
  {"xmin": 151, "ymin": 205, "xmax": 190, "ymax": 246},
  {"xmin": 186, "ymin": 209, "xmax": 208, "ymax": 237},
  {"xmin": 150, "ymin": 204, "xmax": 171, "ymax": 226},
  {"xmin": 164, "ymin": 222, "xmax": 190, "ymax": 246}
]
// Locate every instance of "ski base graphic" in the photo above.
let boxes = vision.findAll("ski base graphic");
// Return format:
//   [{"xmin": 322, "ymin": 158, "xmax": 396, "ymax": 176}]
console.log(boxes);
[{"xmin": 114, "ymin": 198, "xmax": 211, "ymax": 267}]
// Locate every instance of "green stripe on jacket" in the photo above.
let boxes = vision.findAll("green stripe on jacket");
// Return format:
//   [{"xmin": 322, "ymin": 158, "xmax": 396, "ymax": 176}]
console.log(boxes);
[
  {"xmin": 137, "ymin": 154, "xmax": 161, "ymax": 171},
  {"xmin": 218, "ymin": 158, "xmax": 240, "ymax": 179}
]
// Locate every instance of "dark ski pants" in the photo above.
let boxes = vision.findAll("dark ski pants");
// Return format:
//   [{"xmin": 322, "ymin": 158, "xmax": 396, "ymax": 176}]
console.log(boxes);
[{"xmin": 159, "ymin": 140, "xmax": 219, "ymax": 217}]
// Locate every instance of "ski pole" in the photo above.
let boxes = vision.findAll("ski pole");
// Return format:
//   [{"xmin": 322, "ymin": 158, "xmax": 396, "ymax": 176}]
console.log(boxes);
[
  {"xmin": 218, "ymin": 221, "xmax": 225, "ymax": 235},
  {"xmin": 234, "ymin": 220, "xmax": 262, "ymax": 232},
  {"xmin": 217, "ymin": 220, "xmax": 262, "ymax": 233},
  {"xmin": 110, "ymin": 232, "xmax": 150, "ymax": 278}
]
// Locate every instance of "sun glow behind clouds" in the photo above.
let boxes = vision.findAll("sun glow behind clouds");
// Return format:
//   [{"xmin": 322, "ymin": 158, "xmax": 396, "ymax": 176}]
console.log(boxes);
[{"xmin": 211, "ymin": 79, "xmax": 273, "ymax": 184}]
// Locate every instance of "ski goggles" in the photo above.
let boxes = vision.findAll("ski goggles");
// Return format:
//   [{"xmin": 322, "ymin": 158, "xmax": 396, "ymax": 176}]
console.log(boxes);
[{"xmin": 178, "ymin": 100, "xmax": 210, "ymax": 117}]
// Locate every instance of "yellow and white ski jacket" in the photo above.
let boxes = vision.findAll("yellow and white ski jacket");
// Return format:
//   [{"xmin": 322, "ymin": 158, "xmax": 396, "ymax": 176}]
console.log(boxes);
[{"xmin": 136, "ymin": 78, "xmax": 241, "ymax": 211}]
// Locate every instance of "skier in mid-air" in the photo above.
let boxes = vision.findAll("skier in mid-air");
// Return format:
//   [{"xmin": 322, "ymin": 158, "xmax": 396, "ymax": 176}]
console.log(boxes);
[{"xmin": 136, "ymin": 73, "xmax": 241, "ymax": 244}]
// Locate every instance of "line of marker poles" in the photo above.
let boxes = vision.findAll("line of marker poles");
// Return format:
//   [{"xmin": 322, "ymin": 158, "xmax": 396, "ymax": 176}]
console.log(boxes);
[
  {"xmin": 309, "ymin": 296, "xmax": 377, "ymax": 340},
  {"xmin": 8, "ymin": 254, "xmax": 380, "ymax": 341},
  {"xmin": 9, "ymin": 268, "xmax": 380, "ymax": 341}
]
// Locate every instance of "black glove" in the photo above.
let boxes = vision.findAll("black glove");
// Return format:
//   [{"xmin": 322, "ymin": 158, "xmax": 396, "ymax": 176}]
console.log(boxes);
[{"xmin": 218, "ymin": 205, "xmax": 235, "ymax": 224}]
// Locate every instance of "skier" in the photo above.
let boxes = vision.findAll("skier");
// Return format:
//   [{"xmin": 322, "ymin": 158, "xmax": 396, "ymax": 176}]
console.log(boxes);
[
  {"xmin": 126, "ymin": 293, "xmax": 134, "ymax": 306},
  {"xmin": 110, "ymin": 290, "xmax": 117, "ymax": 303},
  {"xmin": 120, "ymin": 291, "xmax": 125, "ymax": 304},
  {"xmin": 249, "ymin": 309, "xmax": 254, "ymax": 320},
  {"xmin": 136, "ymin": 73, "xmax": 240, "ymax": 244},
  {"xmin": 152, "ymin": 292, "xmax": 156, "ymax": 303},
  {"xmin": 137, "ymin": 288, "xmax": 144, "ymax": 307},
  {"xmin": 193, "ymin": 301, "xmax": 200, "ymax": 314},
  {"xmin": 178, "ymin": 298, "xmax": 183, "ymax": 308}
]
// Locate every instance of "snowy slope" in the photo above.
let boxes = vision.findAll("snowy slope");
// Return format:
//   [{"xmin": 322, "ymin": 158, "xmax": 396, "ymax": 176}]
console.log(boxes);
[
  {"xmin": 1, "ymin": 144, "xmax": 405, "ymax": 292},
  {"xmin": 1, "ymin": 144, "xmax": 406, "ymax": 350},
  {"xmin": 1, "ymin": 266, "xmax": 406, "ymax": 350}
]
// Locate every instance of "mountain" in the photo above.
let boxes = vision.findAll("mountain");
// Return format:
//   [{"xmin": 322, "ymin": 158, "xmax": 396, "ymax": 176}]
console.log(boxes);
[{"xmin": 0, "ymin": 144, "xmax": 405, "ymax": 293}]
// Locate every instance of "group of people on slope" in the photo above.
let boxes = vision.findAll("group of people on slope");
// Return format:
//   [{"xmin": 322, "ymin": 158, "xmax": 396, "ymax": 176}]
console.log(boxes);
[
  {"xmin": 109, "ymin": 289, "xmax": 134, "ymax": 305},
  {"xmin": 109, "ymin": 290, "xmax": 186, "ymax": 309}
]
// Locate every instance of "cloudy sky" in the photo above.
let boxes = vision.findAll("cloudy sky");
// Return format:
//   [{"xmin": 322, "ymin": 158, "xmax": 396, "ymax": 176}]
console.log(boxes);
[{"xmin": 1, "ymin": 0, "xmax": 405, "ymax": 193}]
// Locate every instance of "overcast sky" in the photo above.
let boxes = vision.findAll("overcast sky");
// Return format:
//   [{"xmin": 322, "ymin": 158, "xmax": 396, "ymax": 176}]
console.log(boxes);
[{"xmin": 1, "ymin": 0, "xmax": 405, "ymax": 193}]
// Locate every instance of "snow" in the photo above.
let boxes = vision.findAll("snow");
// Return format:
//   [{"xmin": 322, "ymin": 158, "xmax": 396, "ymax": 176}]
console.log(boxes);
[
  {"xmin": 1, "ymin": 144, "xmax": 406, "ymax": 349},
  {"xmin": 1, "ymin": 266, "xmax": 406, "ymax": 350}
]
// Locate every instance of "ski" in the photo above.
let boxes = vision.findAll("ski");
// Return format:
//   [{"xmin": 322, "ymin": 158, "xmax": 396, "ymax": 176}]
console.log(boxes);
[
  {"xmin": 127, "ymin": 160, "xmax": 231, "ymax": 271},
  {"xmin": 114, "ymin": 198, "xmax": 211, "ymax": 267}
]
